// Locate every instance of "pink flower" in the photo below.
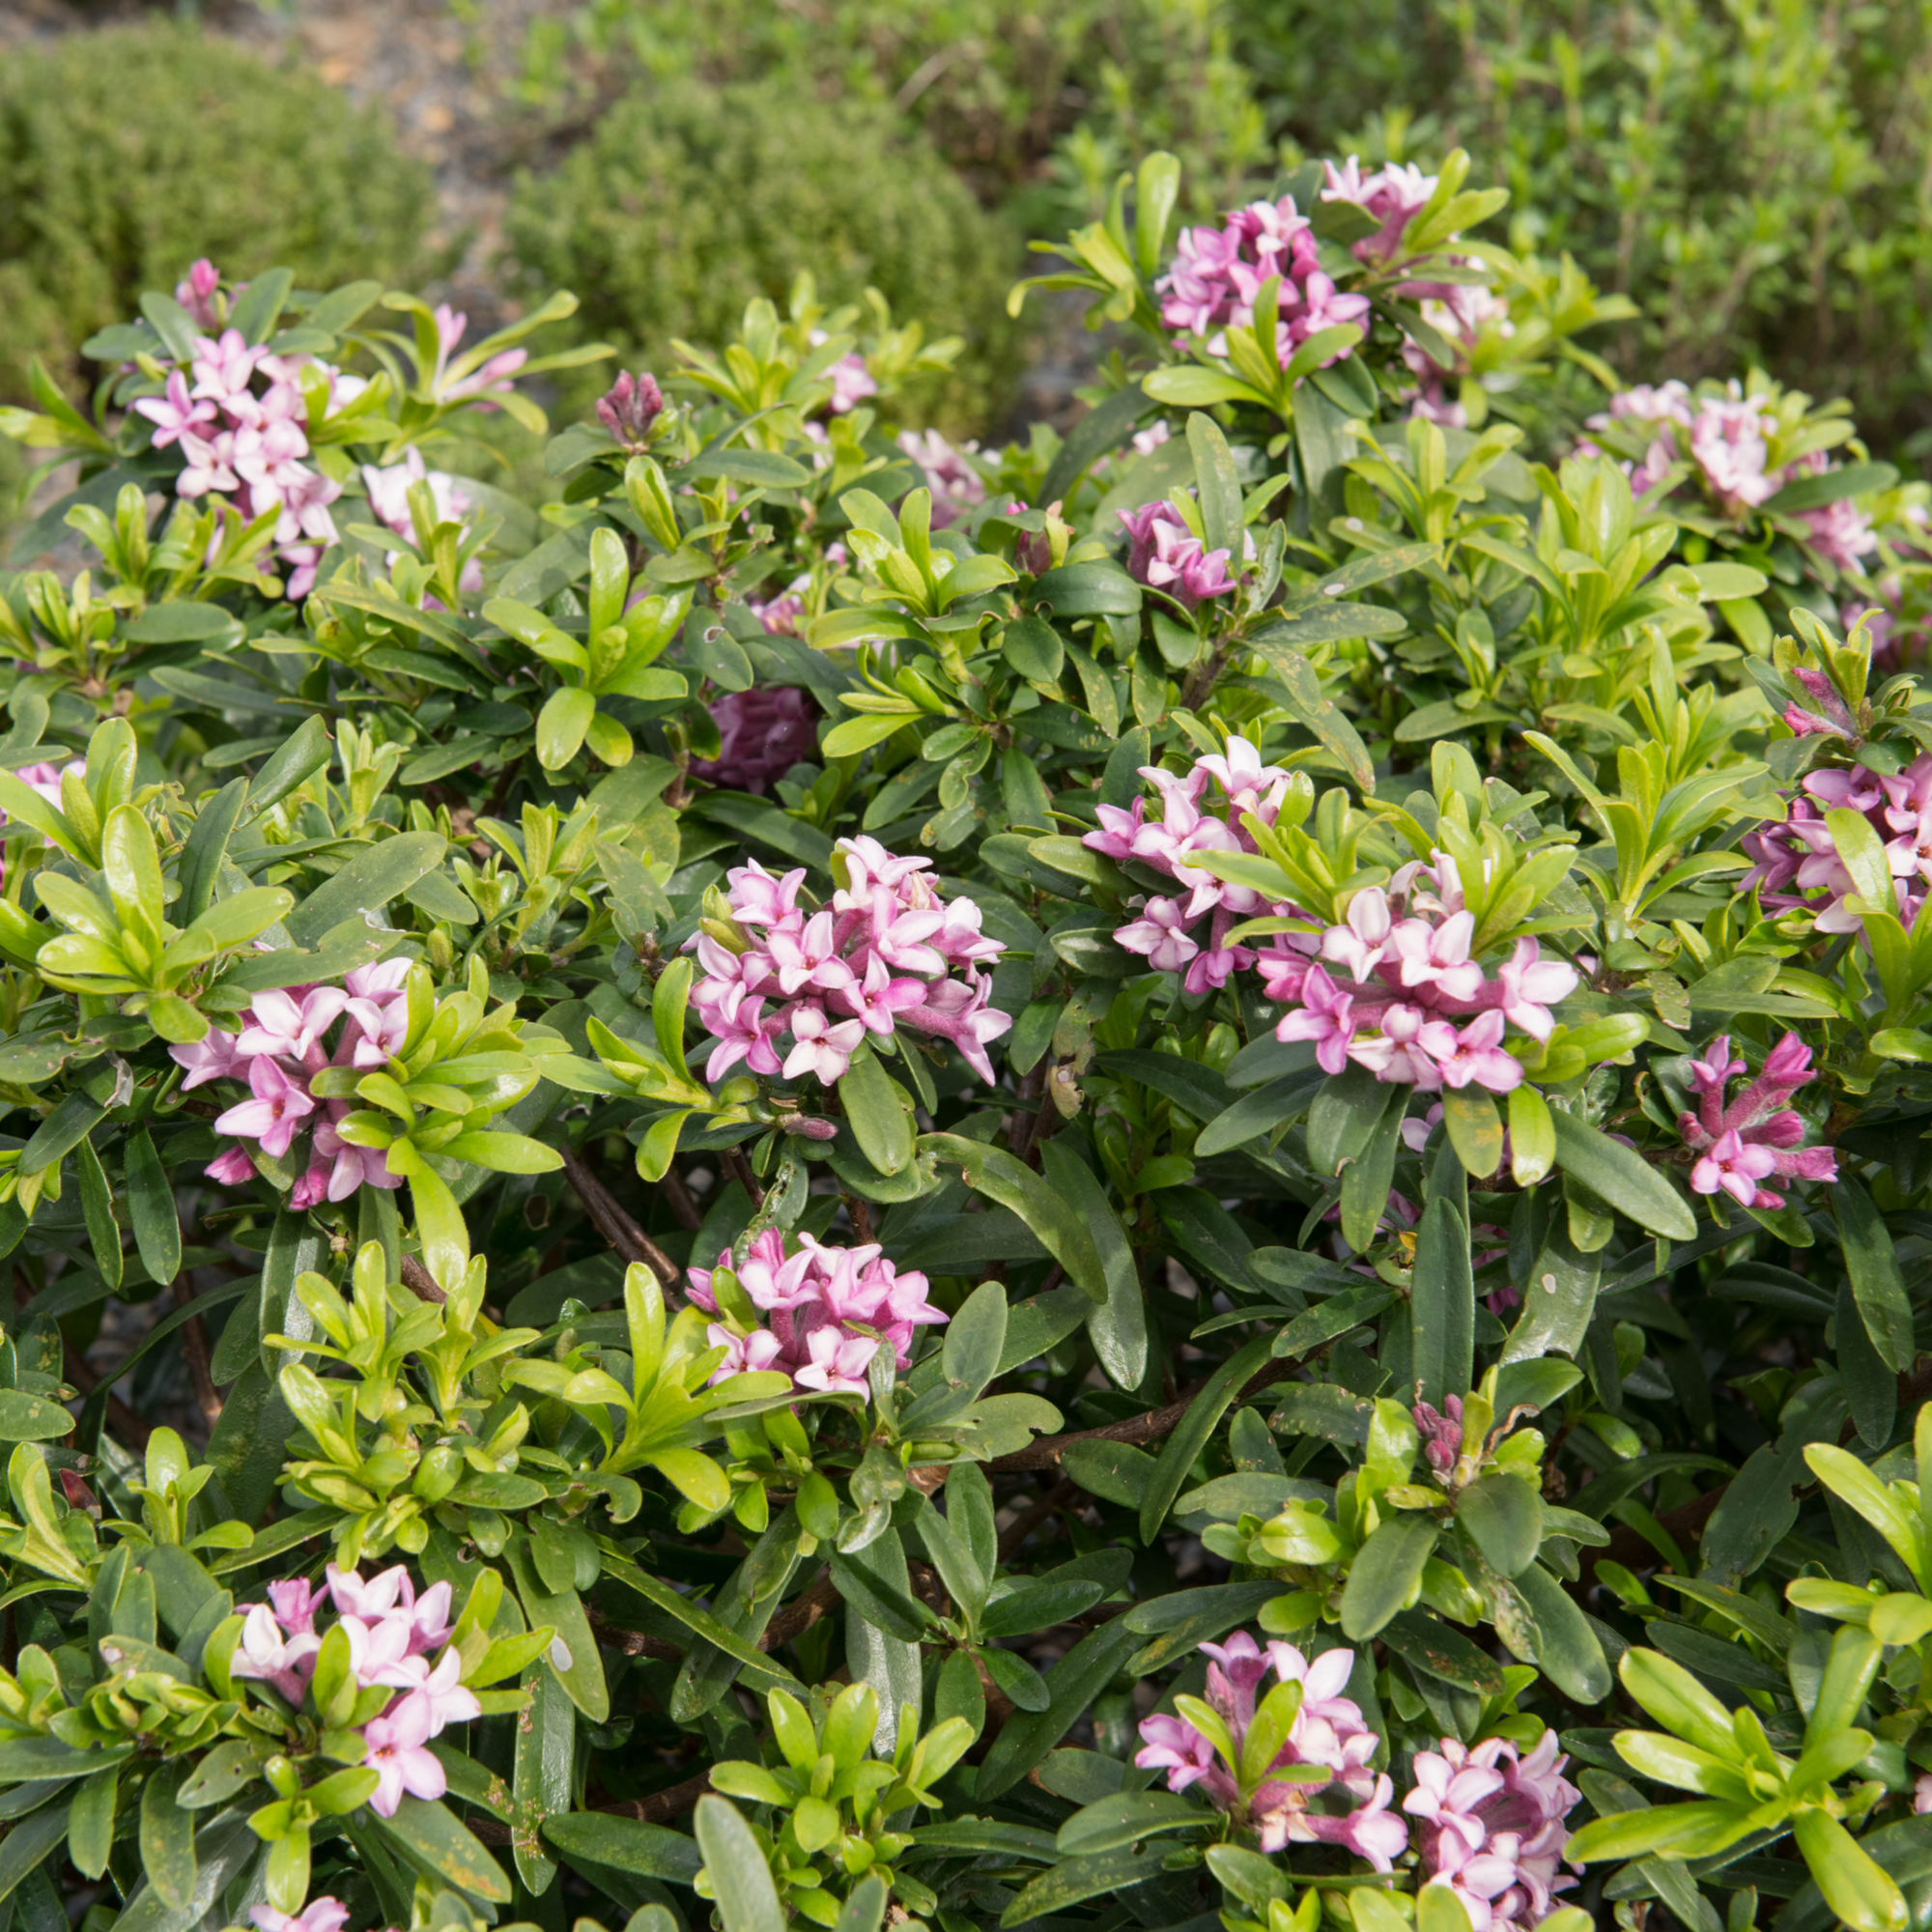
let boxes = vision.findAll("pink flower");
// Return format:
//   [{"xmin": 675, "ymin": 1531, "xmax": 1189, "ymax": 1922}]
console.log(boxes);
[
  {"xmin": 1321, "ymin": 157, "xmax": 1438, "ymax": 264},
  {"xmin": 596, "ymin": 370, "xmax": 664, "ymax": 448},
  {"xmin": 1491, "ymin": 939, "xmax": 1576, "ymax": 1040},
  {"xmin": 178, "ymin": 431, "xmax": 240, "ymax": 498},
  {"xmin": 1116, "ymin": 897, "xmax": 1200, "ymax": 974},
  {"xmin": 170, "ymin": 1026, "xmax": 243, "ymax": 1092},
  {"xmin": 1419, "ymin": 1009, "xmax": 1524, "ymax": 1094},
  {"xmin": 229, "ymin": 1603, "xmax": 321, "ymax": 1705},
  {"xmin": 327, "ymin": 1563, "xmax": 412, "ymax": 1620},
  {"xmin": 826, "ymin": 354, "xmax": 877, "ymax": 414},
  {"xmin": 177, "ymin": 259, "xmax": 222, "ymax": 329},
  {"xmin": 213, "ymin": 1055, "xmax": 315, "ymax": 1158},
  {"xmin": 1387, "ymin": 911, "xmax": 1484, "ymax": 1000},
  {"xmin": 781, "ymin": 1007, "xmax": 867, "ymax": 1084},
  {"xmin": 793, "ymin": 1326, "xmax": 879, "ymax": 1396},
  {"xmin": 1689, "ymin": 396, "xmax": 1776, "ymax": 513},
  {"xmin": 249, "ymin": 1899, "xmax": 349, "ymax": 1932},
  {"xmin": 363, "ymin": 1690, "xmax": 447, "ymax": 1816},
  {"xmin": 189, "ymin": 329, "xmax": 267, "ymax": 410},
  {"xmin": 205, "ymin": 1146, "xmax": 257, "ymax": 1187},
  {"xmin": 1274, "ymin": 964, "xmax": 1357, "ymax": 1073},
  {"xmin": 135, "ymin": 371, "xmax": 217, "ymax": 449},
  {"xmin": 705, "ymin": 1324, "xmax": 788, "ymax": 1384},
  {"xmin": 384, "ymin": 1648, "xmax": 480, "ymax": 1732},
  {"xmin": 237, "ymin": 986, "xmax": 347, "ymax": 1062},
  {"xmin": 1321, "ymin": 888, "xmax": 1394, "ymax": 981},
  {"xmin": 1690, "ymin": 1129, "xmax": 1778, "ymax": 1206}
]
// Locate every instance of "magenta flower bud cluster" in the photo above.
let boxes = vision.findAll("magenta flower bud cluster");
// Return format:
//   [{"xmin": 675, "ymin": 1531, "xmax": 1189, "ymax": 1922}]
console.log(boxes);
[
  {"xmin": 895, "ymin": 430, "xmax": 986, "ymax": 528},
  {"xmin": 1119, "ymin": 497, "xmax": 1238, "ymax": 611},
  {"xmin": 1676, "ymin": 1031, "xmax": 1837, "ymax": 1209},
  {"xmin": 1405, "ymin": 1732, "xmax": 1583, "ymax": 1932},
  {"xmin": 131, "ymin": 272, "xmax": 524, "ymax": 600},
  {"xmin": 685, "ymin": 1226, "xmax": 949, "ymax": 1394},
  {"xmin": 227, "ymin": 1563, "xmax": 486, "ymax": 1819},
  {"xmin": 1741, "ymin": 753, "xmax": 1932, "ymax": 931},
  {"xmin": 595, "ymin": 369, "xmax": 665, "ymax": 449},
  {"xmin": 686, "ymin": 838, "xmax": 1011, "ymax": 1088},
  {"xmin": 1583, "ymin": 382, "xmax": 1878, "ymax": 566},
  {"xmin": 1091, "ymin": 742, "xmax": 1577, "ymax": 1092},
  {"xmin": 691, "ymin": 686, "xmax": 820, "ymax": 794},
  {"xmin": 1157, "ymin": 191, "xmax": 1371, "ymax": 368},
  {"xmin": 1134, "ymin": 1632, "xmax": 1406, "ymax": 1866},
  {"xmin": 1413, "ymin": 1394, "xmax": 1465, "ymax": 1480},
  {"xmin": 171, "ymin": 960, "xmax": 413, "ymax": 1207}
]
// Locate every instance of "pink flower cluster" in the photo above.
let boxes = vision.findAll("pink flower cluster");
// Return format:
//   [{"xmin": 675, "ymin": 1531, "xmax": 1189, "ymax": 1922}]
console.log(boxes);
[
  {"xmin": 686, "ymin": 1226, "xmax": 948, "ymax": 1395},
  {"xmin": 1406, "ymin": 1733, "xmax": 1582, "ymax": 1932},
  {"xmin": 1321, "ymin": 157, "xmax": 1440, "ymax": 266},
  {"xmin": 1135, "ymin": 1632, "xmax": 1406, "ymax": 1866},
  {"xmin": 1676, "ymin": 1032, "xmax": 1837, "ymax": 1209},
  {"xmin": 896, "ymin": 430, "xmax": 986, "ymax": 528},
  {"xmin": 1119, "ymin": 497, "xmax": 1237, "ymax": 611},
  {"xmin": 596, "ymin": 369, "xmax": 666, "ymax": 450},
  {"xmin": 228, "ymin": 1563, "xmax": 483, "ymax": 1819},
  {"xmin": 250, "ymin": 1900, "xmax": 348, "ymax": 1932},
  {"xmin": 133, "ymin": 315, "xmax": 348, "ymax": 599},
  {"xmin": 1585, "ymin": 384, "xmax": 1877, "ymax": 566},
  {"xmin": 693, "ymin": 686, "xmax": 820, "ymax": 794},
  {"xmin": 687, "ymin": 839, "xmax": 1010, "ymax": 1087},
  {"xmin": 1741, "ymin": 750, "xmax": 1932, "ymax": 931},
  {"xmin": 172, "ymin": 960, "xmax": 412, "ymax": 1206},
  {"xmin": 1157, "ymin": 194, "xmax": 1370, "ymax": 366},
  {"xmin": 1092, "ymin": 745, "xmax": 1577, "ymax": 1092}
]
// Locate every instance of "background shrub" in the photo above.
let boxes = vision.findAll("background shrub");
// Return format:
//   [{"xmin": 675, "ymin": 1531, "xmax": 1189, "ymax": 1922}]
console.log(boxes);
[
  {"xmin": 1230, "ymin": 0, "xmax": 1932, "ymax": 457},
  {"xmin": 504, "ymin": 77, "xmax": 1026, "ymax": 431},
  {"xmin": 0, "ymin": 22, "xmax": 432, "ymax": 404}
]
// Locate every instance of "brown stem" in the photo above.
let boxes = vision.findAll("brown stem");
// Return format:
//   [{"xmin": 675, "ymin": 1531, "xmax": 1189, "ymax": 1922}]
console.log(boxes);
[
  {"xmin": 172, "ymin": 1280, "xmax": 223, "ymax": 1430},
  {"xmin": 64, "ymin": 1345, "xmax": 150, "ymax": 1449},
  {"xmin": 399, "ymin": 1255, "xmax": 446, "ymax": 1306},
  {"xmin": 1179, "ymin": 639, "xmax": 1233, "ymax": 716},
  {"xmin": 997, "ymin": 1475, "xmax": 1078, "ymax": 1562},
  {"xmin": 758, "ymin": 1570, "xmax": 841, "ymax": 1652},
  {"xmin": 987, "ymin": 1357, "xmax": 1298, "ymax": 1472},
  {"xmin": 659, "ymin": 1164, "xmax": 704, "ymax": 1233},
  {"xmin": 559, "ymin": 1146, "xmax": 683, "ymax": 1289},
  {"xmin": 722, "ymin": 1146, "xmax": 766, "ymax": 1209},
  {"xmin": 845, "ymin": 1196, "xmax": 876, "ymax": 1246},
  {"xmin": 1009, "ymin": 1086, "xmax": 1059, "ymax": 1169}
]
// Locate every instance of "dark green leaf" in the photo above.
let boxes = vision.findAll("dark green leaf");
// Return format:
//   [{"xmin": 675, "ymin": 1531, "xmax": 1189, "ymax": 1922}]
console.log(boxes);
[
  {"xmin": 694, "ymin": 1795, "xmax": 786, "ymax": 1932},
  {"xmin": 999, "ymin": 1845, "xmax": 1174, "ymax": 1926},
  {"xmin": 369, "ymin": 1795, "xmax": 512, "ymax": 1903},
  {"xmin": 1412, "ymin": 1195, "xmax": 1474, "ymax": 1406},
  {"xmin": 140, "ymin": 1761, "xmax": 195, "ymax": 1911},
  {"xmin": 1514, "ymin": 1562, "xmax": 1612, "ymax": 1701},
  {"xmin": 1139, "ymin": 1334, "xmax": 1274, "ymax": 1544},
  {"xmin": 1457, "ymin": 1474, "xmax": 1544, "ymax": 1577},
  {"xmin": 841, "ymin": 1046, "xmax": 916, "ymax": 1177},
  {"xmin": 941, "ymin": 1281, "xmax": 1009, "ymax": 1404},
  {"xmin": 1550, "ymin": 1111, "xmax": 1696, "ymax": 1240},
  {"xmin": 1340, "ymin": 1514, "xmax": 1441, "ymax": 1640},
  {"xmin": 1040, "ymin": 383, "xmax": 1154, "ymax": 506},
  {"xmin": 1835, "ymin": 1179, "xmax": 1915, "ymax": 1374},
  {"xmin": 283, "ymin": 832, "xmax": 447, "ymax": 948},
  {"xmin": 124, "ymin": 1127, "xmax": 181, "ymax": 1288},
  {"xmin": 976, "ymin": 1618, "xmax": 1139, "ymax": 1801},
  {"xmin": 512, "ymin": 1663, "xmax": 572, "ymax": 1894}
]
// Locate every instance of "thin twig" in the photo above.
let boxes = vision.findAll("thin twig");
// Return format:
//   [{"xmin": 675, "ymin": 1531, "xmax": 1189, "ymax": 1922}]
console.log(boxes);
[
  {"xmin": 172, "ymin": 1279, "xmax": 223, "ymax": 1429},
  {"xmin": 758, "ymin": 1570, "xmax": 841, "ymax": 1652},
  {"xmin": 559, "ymin": 1146, "xmax": 684, "ymax": 1289},
  {"xmin": 399, "ymin": 1255, "xmax": 446, "ymax": 1306},
  {"xmin": 997, "ymin": 1476, "xmax": 1078, "ymax": 1563},
  {"xmin": 987, "ymin": 1357, "xmax": 1298, "ymax": 1472},
  {"xmin": 659, "ymin": 1164, "xmax": 703, "ymax": 1233},
  {"xmin": 845, "ymin": 1196, "xmax": 876, "ymax": 1245},
  {"xmin": 722, "ymin": 1146, "xmax": 766, "ymax": 1209}
]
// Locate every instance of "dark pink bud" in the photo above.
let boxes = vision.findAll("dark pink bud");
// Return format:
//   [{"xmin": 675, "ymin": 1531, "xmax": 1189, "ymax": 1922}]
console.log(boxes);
[
  {"xmin": 691, "ymin": 687, "xmax": 819, "ymax": 796},
  {"xmin": 782, "ymin": 1115, "xmax": 839, "ymax": 1140},
  {"xmin": 596, "ymin": 371, "xmax": 665, "ymax": 450}
]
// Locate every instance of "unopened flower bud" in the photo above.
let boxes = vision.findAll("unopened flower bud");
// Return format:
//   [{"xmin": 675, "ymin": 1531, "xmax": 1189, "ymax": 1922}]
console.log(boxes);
[{"xmin": 596, "ymin": 371, "xmax": 665, "ymax": 451}]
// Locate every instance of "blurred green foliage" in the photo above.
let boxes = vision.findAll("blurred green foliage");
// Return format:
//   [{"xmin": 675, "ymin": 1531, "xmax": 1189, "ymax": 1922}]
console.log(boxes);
[
  {"xmin": 0, "ymin": 24, "xmax": 431, "ymax": 408},
  {"xmin": 503, "ymin": 79, "xmax": 1027, "ymax": 433},
  {"xmin": 1234, "ymin": 0, "xmax": 1932, "ymax": 458}
]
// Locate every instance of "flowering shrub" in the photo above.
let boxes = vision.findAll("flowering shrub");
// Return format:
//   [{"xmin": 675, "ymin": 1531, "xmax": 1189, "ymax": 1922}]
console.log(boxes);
[{"xmin": 0, "ymin": 145, "xmax": 1929, "ymax": 1932}]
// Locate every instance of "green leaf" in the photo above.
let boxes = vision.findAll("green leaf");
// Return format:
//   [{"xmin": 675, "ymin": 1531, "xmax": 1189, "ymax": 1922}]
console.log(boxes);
[
  {"xmin": 0, "ymin": 1800, "xmax": 71, "ymax": 1906},
  {"xmin": 75, "ymin": 1136, "xmax": 121, "ymax": 1294},
  {"xmin": 999, "ymin": 1845, "xmax": 1176, "ymax": 1926},
  {"xmin": 1142, "ymin": 367, "xmax": 1270, "ymax": 409},
  {"xmin": 1763, "ymin": 461, "xmax": 1898, "ymax": 515},
  {"xmin": 440, "ymin": 1132, "xmax": 564, "ymax": 1175},
  {"xmin": 1379, "ymin": 1609, "xmax": 1506, "ymax": 1694},
  {"xmin": 922, "ymin": 1133, "xmax": 1107, "ymax": 1302},
  {"xmin": 124, "ymin": 1127, "xmax": 181, "ymax": 1288},
  {"xmin": 1186, "ymin": 412, "xmax": 1245, "ymax": 563},
  {"xmin": 1411, "ymin": 1195, "xmax": 1474, "ymax": 1406},
  {"xmin": 1246, "ymin": 633, "xmax": 1376, "ymax": 790},
  {"xmin": 283, "ymin": 832, "xmax": 447, "ymax": 948},
  {"xmin": 369, "ymin": 1795, "xmax": 512, "ymax": 1904},
  {"xmin": 1792, "ymin": 1808, "xmax": 1909, "ymax": 1932},
  {"xmin": 0, "ymin": 1390, "xmax": 81, "ymax": 1445},
  {"xmin": 693, "ymin": 1795, "xmax": 786, "ymax": 1932},
  {"xmin": 1457, "ymin": 1474, "xmax": 1544, "ymax": 1577},
  {"xmin": 1835, "ymin": 1179, "xmax": 1916, "ymax": 1374},
  {"xmin": 976, "ymin": 1618, "xmax": 1140, "ymax": 1801},
  {"xmin": 504, "ymin": 1542, "xmax": 608, "ymax": 1723},
  {"xmin": 942, "ymin": 1281, "xmax": 1009, "ymax": 1404},
  {"xmin": 1550, "ymin": 1110, "xmax": 1696, "ymax": 1239},
  {"xmin": 512, "ymin": 1663, "xmax": 572, "ymax": 1895},
  {"xmin": 828, "ymin": 1549, "xmax": 935, "ymax": 1646},
  {"xmin": 1515, "ymin": 1561, "xmax": 1611, "ymax": 1702},
  {"xmin": 1340, "ymin": 1513, "xmax": 1440, "ymax": 1639},
  {"xmin": 140, "ymin": 1760, "xmax": 196, "ymax": 1912},
  {"xmin": 842, "ymin": 1045, "xmax": 916, "ymax": 1176},
  {"xmin": 536, "ymin": 686, "xmax": 596, "ymax": 771},
  {"xmin": 540, "ymin": 1812, "xmax": 701, "ymax": 1885},
  {"xmin": 1040, "ymin": 382, "xmax": 1154, "ymax": 506},
  {"xmin": 70, "ymin": 1765, "xmax": 118, "ymax": 1879},
  {"xmin": 1139, "ymin": 1333, "xmax": 1274, "ymax": 1544},
  {"xmin": 1039, "ymin": 1141, "xmax": 1145, "ymax": 1390},
  {"xmin": 243, "ymin": 717, "xmax": 334, "ymax": 816}
]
